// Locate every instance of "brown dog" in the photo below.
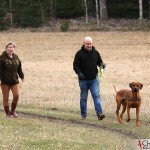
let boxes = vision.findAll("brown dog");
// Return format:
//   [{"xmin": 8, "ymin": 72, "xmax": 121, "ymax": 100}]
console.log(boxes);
[{"xmin": 114, "ymin": 82, "xmax": 143, "ymax": 126}]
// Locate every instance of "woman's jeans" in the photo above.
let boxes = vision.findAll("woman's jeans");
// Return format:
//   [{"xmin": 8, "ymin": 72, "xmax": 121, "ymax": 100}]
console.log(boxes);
[{"xmin": 79, "ymin": 77, "xmax": 103, "ymax": 117}]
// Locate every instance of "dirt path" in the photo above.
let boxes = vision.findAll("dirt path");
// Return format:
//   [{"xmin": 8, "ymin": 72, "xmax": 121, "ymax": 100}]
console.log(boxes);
[{"xmin": 19, "ymin": 111, "xmax": 141, "ymax": 139}]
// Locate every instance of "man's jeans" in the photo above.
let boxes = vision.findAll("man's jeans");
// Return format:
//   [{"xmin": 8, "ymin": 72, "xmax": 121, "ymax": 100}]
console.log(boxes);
[{"xmin": 79, "ymin": 77, "xmax": 103, "ymax": 117}]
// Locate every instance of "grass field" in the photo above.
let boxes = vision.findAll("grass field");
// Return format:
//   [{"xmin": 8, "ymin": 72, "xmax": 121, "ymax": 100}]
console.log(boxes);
[{"xmin": 0, "ymin": 31, "xmax": 150, "ymax": 150}]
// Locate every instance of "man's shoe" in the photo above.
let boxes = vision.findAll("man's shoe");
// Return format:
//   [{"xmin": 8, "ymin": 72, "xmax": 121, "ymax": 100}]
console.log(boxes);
[
  {"xmin": 97, "ymin": 113, "xmax": 105, "ymax": 120},
  {"xmin": 81, "ymin": 116, "xmax": 87, "ymax": 120}
]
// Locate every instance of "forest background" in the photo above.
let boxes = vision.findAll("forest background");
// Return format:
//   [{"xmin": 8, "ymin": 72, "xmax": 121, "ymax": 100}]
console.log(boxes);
[{"xmin": 0, "ymin": 0, "xmax": 150, "ymax": 31}]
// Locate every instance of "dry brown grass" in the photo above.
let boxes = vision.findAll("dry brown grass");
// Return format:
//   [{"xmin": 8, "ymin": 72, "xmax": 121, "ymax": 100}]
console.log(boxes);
[{"xmin": 0, "ymin": 31, "xmax": 150, "ymax": 118}]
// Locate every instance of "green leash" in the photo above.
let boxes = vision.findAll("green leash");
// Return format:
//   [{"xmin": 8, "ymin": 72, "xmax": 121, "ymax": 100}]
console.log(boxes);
[
  {"xmin": 98, "ymin": 66, "xmax": 112, "ymax": 87},
  {"xmin": 99, "ymin": 66, "xmax": 105, "ymax": 80}
]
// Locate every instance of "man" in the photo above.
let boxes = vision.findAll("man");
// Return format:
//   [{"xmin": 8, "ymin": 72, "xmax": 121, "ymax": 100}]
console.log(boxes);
[{"xmin": 73, "ymin": 36, "xmax": 106, "ymax": 120}]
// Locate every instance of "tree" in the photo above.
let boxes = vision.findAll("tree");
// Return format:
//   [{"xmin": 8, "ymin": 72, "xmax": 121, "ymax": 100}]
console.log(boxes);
[
  {"xmin": 139, "ymin": 0, "xmax": 143, "ymax": 20},
  {"xmin": 83, "ymin": 0, "xmax": 88, "ymax": 23},
  {"xmin": 95, "ymin": 0, "xmax": 100, "ymax": 27},
  {"xmin": 0, "ymin": 1, "xmax": 8, "ymax": 30},
  {"xmin": 12, "ymin": 0, "xmax": 43, "ymax": 28},
  {"xmin": 99, "ymin": 0, "xmax": 108, "ymax": 20},
  {"xmin": 9, "ymin": 0, "xmax": 13, "ymax": 25},
  {"xmin": 149, "ymin": 0, "xmax": 150, "ymax": 19},
  {"xmin": 49, "ymin": 0, "xmax": 54, "ymax": 18},
  {"xmin": 55, "ymin": 0, "xmax": 84, "ymax": 18}
]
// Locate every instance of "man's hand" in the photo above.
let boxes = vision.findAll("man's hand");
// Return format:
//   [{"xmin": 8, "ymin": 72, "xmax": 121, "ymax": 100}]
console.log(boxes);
[
  {"xmin": 101, "ymin": 63, "xmax": 106, "ymax": 69},
  {"xmin": 78, "ymin": 73, "xmax": 85, "ymax": 80}
]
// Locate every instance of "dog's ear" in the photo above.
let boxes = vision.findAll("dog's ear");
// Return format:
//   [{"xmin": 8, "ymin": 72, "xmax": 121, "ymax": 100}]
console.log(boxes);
[
  {"xmin": 129, "ymin": 82, "xmax": 133, "ymax": 89},
  {"xmin": 139, "ymin": 82, "xmax": 143, "ymax": 89}
]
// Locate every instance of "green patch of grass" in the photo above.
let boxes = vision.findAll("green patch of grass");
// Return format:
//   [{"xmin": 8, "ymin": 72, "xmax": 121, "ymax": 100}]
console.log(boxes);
[
  {"xmin": 0, "ymin": 108, "xmax": 135, "ymax": 150},
  {"xmin": 18, "ymin": 106, "xmax": 150, "ymax": 138},
  {"xmin": 2, "ymin": 104, "xmax": 147, "ymax": 150},
  {"xmin": 21, "ymin": 139, "xmax": 104, "ymax": 150}
]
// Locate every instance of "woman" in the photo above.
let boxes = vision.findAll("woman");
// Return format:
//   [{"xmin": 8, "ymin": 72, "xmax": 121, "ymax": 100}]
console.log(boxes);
[{"xmin": 0, "ymin": 42, "xmax": 24, "ymax": 117}]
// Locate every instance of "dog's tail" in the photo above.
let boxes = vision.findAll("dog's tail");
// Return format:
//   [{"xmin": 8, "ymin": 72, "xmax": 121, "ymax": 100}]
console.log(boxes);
[{"xmin": 113, "ymin": 85, "xmax": 117, "ymax": 93}]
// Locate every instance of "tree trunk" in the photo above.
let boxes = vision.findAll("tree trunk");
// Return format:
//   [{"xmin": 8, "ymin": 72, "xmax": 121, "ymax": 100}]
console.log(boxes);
[
  {"xmin": 50, "ymin": 0, "xmax": 54, "ymax": 18},
  {"xmin": 39, "ymin": 0, "xmax": 45, "ymax": 24},
  {"xmin": 99, "ymin": 0, "xmax": 108, "ymax": 20},
  {"xmin": 95, "ymin": 0, "xmax": 100, "ymax": 27},
  {"xmin": 83, "ymin": 0, "xmax": 88, "ymax": 23},
  {"xmin": 149, "ymin": 0, "xmax": 150, "ymax": 19},
  {"xmin": 50, "ymin": 0, "xmax": 56, "ymax": 18},
  {"xmin": 9, "ymin": 0, "xmax": 13, "ymax": 25},
  {"xmin": 139, "ymin": 0, "xmax": 143, "ymax": 20}
]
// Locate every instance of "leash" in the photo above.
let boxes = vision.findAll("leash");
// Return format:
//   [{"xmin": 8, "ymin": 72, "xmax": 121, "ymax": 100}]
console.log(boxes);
[
  {"xmin": 98, "ymin": 65, "xmax": 112, "ymax": 88},
  {"xmin": 99, "ymin": 66, "xmax": 105, "ymax": 80},
  {"xmin": 98, "ymin": 65, "xmax": 114, "ymax": 103}
]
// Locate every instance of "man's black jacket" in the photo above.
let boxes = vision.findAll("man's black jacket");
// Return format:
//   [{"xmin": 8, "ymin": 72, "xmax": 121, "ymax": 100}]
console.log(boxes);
[{"xmin": 73, "ymin": 45, "xmax": 103, "ymax": 80}]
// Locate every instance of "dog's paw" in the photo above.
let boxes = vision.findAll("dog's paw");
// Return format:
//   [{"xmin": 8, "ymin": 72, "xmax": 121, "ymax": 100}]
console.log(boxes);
[
  {"xmin": 136, "ymin": 122, "xmax": 140, "ymax": 127},
  {"xmin": 126, "ymin": 119, "xmax": 130, "ymax": 122},
  {"xmin": 118, "ymin": 118, "xmax": 122, "ymax": 124}
]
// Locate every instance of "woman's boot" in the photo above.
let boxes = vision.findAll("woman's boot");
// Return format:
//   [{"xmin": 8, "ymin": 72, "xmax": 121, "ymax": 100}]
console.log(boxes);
[
  {"xmin": 4, "ymin": 106, "xmax": 11, "ymax": 117},
  {"xmin": 11, "ymin": 102, "xmax": 18, "ymax": 118}
]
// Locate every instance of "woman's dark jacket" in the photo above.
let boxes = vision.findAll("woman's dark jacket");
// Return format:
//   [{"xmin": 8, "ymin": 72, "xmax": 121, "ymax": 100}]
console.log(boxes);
[
  {"xmin": 0, "ymin": 51, "xmax": 24, "ymax": 85},
  {"xmin": 73, "ymin": 45, "xmax": 103, "ymax": 80}
]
